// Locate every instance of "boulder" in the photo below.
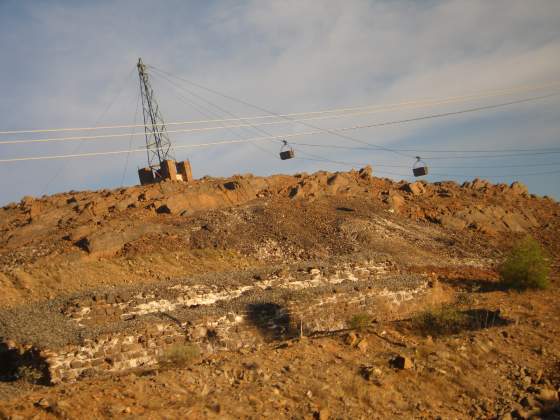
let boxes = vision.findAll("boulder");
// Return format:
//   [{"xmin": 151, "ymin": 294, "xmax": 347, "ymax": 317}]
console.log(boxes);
[
  {"xmin": 391, "ymin": 355, "xmax": 413, "ymax": 370},
  {"xmin": 78, "ymin": 200, "xmax": 110, "ymax": 217},
  {"xmin": 316, "ymin": 409, "xmax": 330, "ymax": 420},
  {"xmin": 358, "ymin": 165, "xmax": 373, "ymax": 180},
  {"xmin": 402, "ymin": 182, "xmax": 425, "ymax": 196},
  {"xmin": 68, "ymin": 225, "xmax": 96, "ymax": 242},
  {"xmin": 289, "ymin": 180, "xmax": 321, "ymax": 200},
  {"xmin": 157, "ymin": 194, "xmax": 191, "ymax": 214},
  {"xmin": 223, "ymin": 181, "xmax": 240, "ymax": 191},
  {"xmin": 388, "ymin": 192, "xmax": 405, "ymax": 213},
  {"xmin": 463, "ymin": 178, "xmax": 490, "ymax": 191},
  {"xmin": 357, "ymin": 339, "xmax": 368, "ymax": 353},
  {"xmin": 113, "ymin": 196, "xmax": 138, "ymax": 212},
  {"xmin": 438, "ymin": 215, "xmax": 467, "ymax": 230},
  {"xmin": 501, "ymin": 213, "xmax": 528, "ymax": 233},
  {"xmin": 20, "ymin": 195, "xmax": 35, "ymax": 208},
  {"xmin": 344, "ymin": 332, "xmax": 358, "ymax": 346},
  {"xmin": 327, "ymin": 173, "xmax": 351, "ymax": 193},
  {"xmin": 82, "ymin": 224, "xmax": 164, "ymax": 255},
  {"xmin": 28, "ymin": 202, "xmax": 44, "ymax": 219},
  {"xmin": 536, "ymin": 387, "xmax": 559, "ymax": 402},
  {"xmin": 510, "ymin": 181, "xmax": 528, "ymax": 196}
]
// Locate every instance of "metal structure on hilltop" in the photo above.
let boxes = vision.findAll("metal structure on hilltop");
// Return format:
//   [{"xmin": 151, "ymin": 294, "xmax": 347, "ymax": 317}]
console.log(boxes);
[
  {"xmin": 136, "ymin": 58, "xmax": 192, "ymax": 185},
  {"xmin": 137, "ymin": 57, "xmax": 176, "ymax": 172}
]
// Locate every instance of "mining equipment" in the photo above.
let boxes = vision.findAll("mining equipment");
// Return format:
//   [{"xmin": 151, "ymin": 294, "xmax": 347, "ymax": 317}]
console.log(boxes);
[{"xmin": 136, "ymin": 58, "xmax": 193, "ymax": 185}]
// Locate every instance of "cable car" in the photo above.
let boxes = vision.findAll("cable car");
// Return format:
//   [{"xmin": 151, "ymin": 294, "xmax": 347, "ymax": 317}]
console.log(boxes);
[
  {"xmin": 412, "ymin": 156, "xmax": 428, "ymax": 177},
  {"xmin": 279, "ymin": 140, "xmax": 295, "ymax": 160}
]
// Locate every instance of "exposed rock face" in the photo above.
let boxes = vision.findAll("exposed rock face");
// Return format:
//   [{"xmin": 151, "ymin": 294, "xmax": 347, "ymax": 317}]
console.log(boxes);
[
  {"xmin": 509, "ymin": 181, "xmax": 529, "ymax": 196},
  {"xmin": 435, "ymin": 205, "xmax": 538, "ymax": 234},
  {"xmin": 0, "ymin": 261, "xmax": 443, "ymax": 384},
  {"xmin": 156, "ymin": 195, "xmax": 191, "ymax": 215},
  {"xmin": 437, "ymin": 215, "xmax": 468, "ymax": 231},
  {"xmin": 359, "ymin": 165, "xmax": 373, "ymax": 180},
  {"xmin": 0, "ymin": 168, "xmax": 558, "ymax": 311},
  {"xmin": 1, "ymin": 170, "xmax": 551, "ymax": 256},
  {"xmin": 83, "ymin": 224, "xmax": 165, "ymax": 255},
  {"xmin": 463, "ymin": 178, "xmax": 492, "ymax": 191},
  {"xmin": 388, "ymin": 192, "xmax": 406, "ymax": 213},
  {"xmin": 0, "ymin": 168, "xmax": 559, "ymax": 418},
  {"xmin": 402, "ymin": 182, "xmax": 426, "ymax": 196},
  {"xmin": 327, "ymin": 174, "xmax": 351, "ymax": 193}
]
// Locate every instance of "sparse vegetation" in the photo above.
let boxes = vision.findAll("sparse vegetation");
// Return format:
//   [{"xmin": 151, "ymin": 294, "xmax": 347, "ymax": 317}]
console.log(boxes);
[
  {"xmin": 158, "ymin": 343, "xmax": 200, "ymax": 368},
  {"xmin": 499, "ymin": 236, "xmax": 550, "ymax": 290},
  {"xmin": 412, "ymin": 305, "xmax": 470, "ymax": 336},
  {"xmin": 348, "ymin": 312, "xmax": 373, "ymax": 331},
  {"xmin": 412, "ymin": 306, "xmax": 508, "ymax": 336},
  {"xmin": 16, "ymin": 365, "xmax": 43, "ymax": 383}
]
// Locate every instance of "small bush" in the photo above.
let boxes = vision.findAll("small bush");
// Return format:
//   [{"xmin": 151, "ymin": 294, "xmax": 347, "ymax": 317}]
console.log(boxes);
[
  {"xmin": 159, "ymin": 343, "xmax": 200, "ymax": 368},
  {"xmin": 348, "ymin": 313, "xmax": 373, "ymax": 330},
  {"xmin": 412, "ymin": 305, "xmax": 469, "ymax": 336},
  {"xmin": 499, "ymin": 237, "xmax": 550, "ymax": 290},
  {"xmin": 16, "ymin": 365, "xmax": 43, "ymax": 383}
]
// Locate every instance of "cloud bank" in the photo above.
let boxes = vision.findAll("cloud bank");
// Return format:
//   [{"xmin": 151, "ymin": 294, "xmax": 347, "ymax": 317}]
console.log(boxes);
[{"xmin": 1, "ymin": 0, "xmax": 559, "ymax": 204}]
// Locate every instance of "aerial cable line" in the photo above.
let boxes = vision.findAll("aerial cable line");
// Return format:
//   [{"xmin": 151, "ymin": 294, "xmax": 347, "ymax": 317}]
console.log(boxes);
[
  {"xmin": 147, "ymin": 65, "xmax": 560, "ymax": 159},
  {"xmin": 420, "ymin": 162, "xmax": 560, "ymax": 169},
  {"xmin": 2, "ymin": 67, "xmax": 558, "ymax": 166},
  {"xmin": 291, "ymin": 142, "xmax": 560, "ymax": 159},
  {"xmin": 41, "ymin": 65, "xmax": 137, "ymax": 195},
  {"xmin": 152, "ymin": 71, "xmax": 284, "ymax": 159},
  {"xmin": 296, "ymin": 156, "xmax": 560, "ymax": 178},
  {"xmin": 3, "ymin": 80, "xmax": 559, "ymax": 136},
  {"xmin": 288, "ymin": 147, "xmax": 560, "ymax": 168},
  {"xmin": 151, "ymin": 71, "xmax": 280, "ymax": 155},
  {"xmin": 407, "ymin": 151, "xmax": 560, "ymax": 159},
  {"xmin": 8, "ymin": 141, "xmax": 558, "ymax": 178},
  {"xmin": 3, "ymin": 117, "xmax": 560, "ymax": 164},
  {"xmin": 2, "ymin": 91, "xmax": 557, "ymax": 149},
  {"xmin": 290, "ymin": 142, "xmax": 560, "ymax": 154},
  {"xmin": 0, "ymin": 106, "xmax": 482, "ymax": 145},
  {"xmin": 152, "ymin": 71, "xmax": 279, "ymax": 159},
  {"xmin": 6, "ymin": 95, "xmax": 506, "ymax": 146},
  {"xmin": 121, "ymin": 88, "xmax": 141, "ymax": 186},
  {"xmin": 149, "ymin": 66, "xmax": 413, "ymax": 159}
]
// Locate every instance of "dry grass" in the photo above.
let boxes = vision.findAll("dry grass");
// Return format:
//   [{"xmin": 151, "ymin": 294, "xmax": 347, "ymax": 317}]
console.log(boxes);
[
  {"xmin": 348, "ymin": 312, "xmax": 373, "ymax": 331},
  {"xmin": 159, "ymin": 343, "xmax": 200, "ymax": 368}
]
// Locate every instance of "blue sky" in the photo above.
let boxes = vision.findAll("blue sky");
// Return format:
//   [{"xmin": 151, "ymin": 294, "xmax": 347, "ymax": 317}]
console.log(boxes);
[{"xmin": 1, "ymin": 0, "xmax": 559, "ymax": 205}]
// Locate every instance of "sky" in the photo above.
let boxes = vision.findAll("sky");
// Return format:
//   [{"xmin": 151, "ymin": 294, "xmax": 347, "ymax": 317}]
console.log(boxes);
[{"xmin": 1, "ymin": 0, "xmax": 559, "ymax": 205}]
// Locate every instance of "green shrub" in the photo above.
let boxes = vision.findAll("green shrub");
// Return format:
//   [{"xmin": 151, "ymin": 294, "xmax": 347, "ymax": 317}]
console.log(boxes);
[
  {"xmin": 412, "ymin": 305, "xmax": 469, "ymax": 336},
  {"xmin": 348, "ymin": 313, "xmax": 373, "ymax": 330},
  {"xmin": 159, "ymin": 343, "xmax": 200, "ymax": 368},
  {"xmin": 499, "ymin": 237, "xmax": 550, "ymax": 290}
]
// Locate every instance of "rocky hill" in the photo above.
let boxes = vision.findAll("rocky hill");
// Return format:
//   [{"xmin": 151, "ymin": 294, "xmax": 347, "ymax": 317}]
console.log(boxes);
[{"xmin": 0, "ymin": 168, "xmax": 559, "ymax": 419}]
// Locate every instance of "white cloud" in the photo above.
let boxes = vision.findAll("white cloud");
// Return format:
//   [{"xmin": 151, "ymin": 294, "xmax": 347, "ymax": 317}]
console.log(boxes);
[{"xmin": 0, "ymin": 0, "xmax": 559, "ymax": 204}]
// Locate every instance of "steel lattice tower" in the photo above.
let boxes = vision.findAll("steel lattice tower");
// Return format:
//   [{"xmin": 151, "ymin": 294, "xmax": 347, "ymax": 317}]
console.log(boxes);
[{"xmin": 137, "ymin": 58, "xmax": 176, "ymax": 172}]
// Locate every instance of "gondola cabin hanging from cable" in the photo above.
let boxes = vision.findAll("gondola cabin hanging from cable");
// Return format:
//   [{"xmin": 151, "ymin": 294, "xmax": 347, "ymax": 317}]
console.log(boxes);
[
  {"xmin": 412, "ymin": 156, "xmax": 428, "ymax": 177},
  {"xmin": 279, "ymin": 140, "xmax": 295, "ymax": 160}
]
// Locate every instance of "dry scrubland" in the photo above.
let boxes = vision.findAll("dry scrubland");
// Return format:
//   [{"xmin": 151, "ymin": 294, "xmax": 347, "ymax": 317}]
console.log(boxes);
[{"xmin": 0, "ymin": 167, "xmax": 559, "ymax": 419}]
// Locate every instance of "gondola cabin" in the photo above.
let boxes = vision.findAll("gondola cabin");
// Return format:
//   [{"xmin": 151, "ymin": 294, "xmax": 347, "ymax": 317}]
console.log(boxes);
[
  {"xmin": 279, "ymin": 140, "xmax": 295, "ymax": 160},
  {"xmin": 412, "ymin": 156, "xmax": 428, "ymax": 177}
]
